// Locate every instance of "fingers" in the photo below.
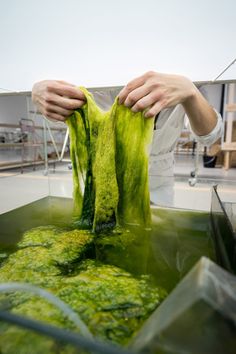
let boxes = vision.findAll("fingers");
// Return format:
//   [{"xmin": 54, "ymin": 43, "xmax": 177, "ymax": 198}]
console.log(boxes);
[
  {"xmin": 42, "ymin": 93, "xmax": 86, "ymax": 121},
  {"xmin": 43, "ymin": 111, "xmax": 68, "ymax": 122},
  {"xmin": 131, "ymin": 90, "xmax": 164, "ymax": 113},
  {"xmin": 118, "ymin": 71, "xmax": 166, "ymax": 118},
  {"xmin": 123, "ymin": 85, "xmax": 151, "ymax": 108},
  {"xmin": 47, "ymin": 81, "xmax": 86, "ymax": 101},
  {"xmin": 43, "ymin": 102, "xmax": 74, "ymax": 118},
  {"xmin": 32, "ymin": 80, "xmax": 87, "ymax": 122},
  {"xmin": 45, "ymin": 92, "xmax": 85, "ymax": 111},
  {"xmin": 118, "ymin": 73, "xmax": 148, "ymax": 104},
  {"xmin": 145, "ymin": 100, "xmax": 165, "ymax": 118}
]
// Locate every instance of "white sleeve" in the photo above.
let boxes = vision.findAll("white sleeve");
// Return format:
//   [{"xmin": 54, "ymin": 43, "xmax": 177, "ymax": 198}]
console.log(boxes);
[{"xmin": 189, "ymin": 110, "xmax": 223, "ymax": 146}]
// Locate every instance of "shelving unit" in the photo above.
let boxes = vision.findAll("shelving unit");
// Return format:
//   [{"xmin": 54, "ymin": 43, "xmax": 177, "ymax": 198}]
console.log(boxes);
[
  {"xmin": 221, "ymin": 84, "xmax": 236, "ymax": 170},
  {"xmin": 0, "ymin": 121, "xmax": 67, "ymax": 171},
  {"xmin": 175, "ymin": 82, "xmax": 236, "ymax": 172},
  {"xmin": 26, "ymin": 96, "xmax": 70, "ymax": 174}
]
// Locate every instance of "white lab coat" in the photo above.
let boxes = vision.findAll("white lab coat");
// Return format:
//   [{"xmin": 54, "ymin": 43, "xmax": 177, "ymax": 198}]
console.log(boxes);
[
  {"xmin": 149, "ymin": 104, "xmax": 223, "ymax": 206},
  {"xmin": 92, "ymin": 89, "xmax": 223, "ymax": 206}
]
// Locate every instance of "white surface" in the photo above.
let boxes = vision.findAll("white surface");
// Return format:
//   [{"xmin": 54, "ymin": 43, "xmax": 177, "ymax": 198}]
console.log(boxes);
[
  {"xmin": 1, "ymin": 161, "xmax": 236, "ymax": 214},
  {"xmin": 174, "ymin": 182, "xmax": 236, "ymax": 211},
  {"xmin": 0, "ymin": 0, "xmax": 236, "ymax": 92},
  {"xmin": 0, "ymin": 168, "xmax": 73, "ymax": 214}
]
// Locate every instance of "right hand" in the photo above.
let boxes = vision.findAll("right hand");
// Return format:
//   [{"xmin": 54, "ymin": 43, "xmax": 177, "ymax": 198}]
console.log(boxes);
[
  {"xmin": 118, "ymin": 71, "xmax": 196, "ymax": 118},
  {"xmin": 32, "ymin": 80, "xmax": 86, "ymax": 121}
]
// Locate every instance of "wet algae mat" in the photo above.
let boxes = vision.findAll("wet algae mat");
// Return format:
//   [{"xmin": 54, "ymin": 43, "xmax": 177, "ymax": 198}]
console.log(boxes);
[{"xmin": 0, "ymin": 197, "xmax": 215, "ymax": 352}]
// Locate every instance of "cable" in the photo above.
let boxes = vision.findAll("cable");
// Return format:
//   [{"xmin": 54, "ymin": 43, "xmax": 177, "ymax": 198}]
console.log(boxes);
[
  {"xmin": 213, "ymin": 58, "xmax": 236, "ymax": 82},
  {"xmin": 0, "ymin": 310, "xmax": 134, "ymax": 354},
  {"xmin": 0, "ymin": 282, "xmax": 92, "ymax": 339}
]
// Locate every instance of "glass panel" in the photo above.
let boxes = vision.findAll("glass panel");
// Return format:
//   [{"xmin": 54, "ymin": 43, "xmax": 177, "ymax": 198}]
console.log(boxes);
[
  {"xmin": 131, "ymin": 257, "xmax": 236, "ymax": 354},
  {"xmin": 0, "ymin": 168, "xmax": 50, "ymax": 215},
  {"xmin": 210, "ymin": 185, "xmax": 236, "ymax": 273}
]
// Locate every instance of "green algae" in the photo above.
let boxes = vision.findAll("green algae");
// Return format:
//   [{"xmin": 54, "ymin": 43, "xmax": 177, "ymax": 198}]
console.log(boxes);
[
  {"xmin": 67, "ymin": 88, "xmax": 153, "ymax": 232},
  {"xmin": 58, "ymin": 259, "xmax": 166, "ymax": 344},
  {"xmin": 0, "ymin": 226, "xmax": 167, "ymax": 352},
  {"xmin": 0, "ymin": 90, "xmax": 160, "ymax": 352},
  {"xmin": 18, "ymin": 225, "xmax": 60, "ymax": 248},
  {"xmin": 49, "ymin": 229, "xmax": 95, "ymax": 271},
  {"xmin": 0, "ymin": 327, "xmax": 78, "ymax": 354}
]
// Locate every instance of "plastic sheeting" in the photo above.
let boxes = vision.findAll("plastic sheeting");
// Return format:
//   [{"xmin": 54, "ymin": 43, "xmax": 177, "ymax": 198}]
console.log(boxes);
[{"xmin": 131, "ymin": 256, "xmax": 236, "ymax": 354}]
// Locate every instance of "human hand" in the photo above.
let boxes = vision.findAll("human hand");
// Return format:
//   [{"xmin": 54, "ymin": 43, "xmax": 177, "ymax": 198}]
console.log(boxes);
[
  {"xmin": 32, "ymin": 80, "xmax": 86, "ymax": 121},
  {"xmin": 118, "ymin": 71, "xmax": 196, "ymax": 118}
]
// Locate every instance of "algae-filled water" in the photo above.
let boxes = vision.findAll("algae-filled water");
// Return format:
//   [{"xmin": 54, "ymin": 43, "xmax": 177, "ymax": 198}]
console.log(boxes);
[
  {"xmin": 0, "ymin": 197, "xmax": 215, "ymax": 351},
  {"xmin": 0, "ymin": 196, "xmax": 215, "ymax": 291}
]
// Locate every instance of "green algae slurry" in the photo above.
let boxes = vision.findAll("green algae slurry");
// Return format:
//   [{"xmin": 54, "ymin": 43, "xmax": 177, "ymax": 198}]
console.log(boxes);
[
  {"xmin": 0, "ymin": 89, "xmax": 165, "ymax": 352},
  {"xmin": 67, "ymin": 88, "xmax": 154, "ymax": 233},
  {"xmin": 0, "ymin": 225, "xmax": 167, "ymax": 350}
]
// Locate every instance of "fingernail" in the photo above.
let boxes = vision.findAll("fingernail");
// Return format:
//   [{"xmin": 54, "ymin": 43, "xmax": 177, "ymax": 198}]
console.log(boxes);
[
  {"xmin": 118, "ymin": 97, "xmax": 124, "ymax": 104},
  {"xmin": 124, "ymin": 99, "xmax": 132, "ymax": 108},
  {"xmin": 145, "ymin": 112, "xmax": 153, "ymax": 118}
]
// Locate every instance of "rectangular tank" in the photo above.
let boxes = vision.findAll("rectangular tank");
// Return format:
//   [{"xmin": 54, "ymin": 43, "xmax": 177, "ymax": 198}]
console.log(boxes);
[{"xmin": 0, "ymin": 171, "xmax": 235, "ymax": 354}]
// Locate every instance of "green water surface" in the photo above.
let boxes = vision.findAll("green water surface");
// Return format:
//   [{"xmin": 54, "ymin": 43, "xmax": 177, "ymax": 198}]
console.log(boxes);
[{"xmin": 0, "ymin": 196, "xmax": 215, "ymax": 292}]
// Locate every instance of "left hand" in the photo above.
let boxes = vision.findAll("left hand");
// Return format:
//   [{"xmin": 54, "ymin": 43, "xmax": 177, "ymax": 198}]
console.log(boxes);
[
  {"xmin": 32, "ymin": 80, "xmax": 86, "ymax": 122},
  {"xmin": 118, "ymin": 71, "xmax": 196, "ymax": 118}
]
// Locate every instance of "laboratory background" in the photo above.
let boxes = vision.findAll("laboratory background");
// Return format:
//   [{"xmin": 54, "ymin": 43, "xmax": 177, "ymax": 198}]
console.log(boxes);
[{"xmin": 0, "ymin": 1, "xmax": 236, "ymax": 353}]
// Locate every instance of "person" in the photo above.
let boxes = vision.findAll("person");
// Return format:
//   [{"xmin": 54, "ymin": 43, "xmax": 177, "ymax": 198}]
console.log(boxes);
[{"xmin": 32, "ymin": 71, "xmax": 223, "ymax": 206}]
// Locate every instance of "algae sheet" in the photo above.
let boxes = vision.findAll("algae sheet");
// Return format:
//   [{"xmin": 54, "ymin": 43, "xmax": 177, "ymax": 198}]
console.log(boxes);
[
  {"xmin": 67, "ymin": 87, "xmax": 154, "ymax": 231},
  {"xmin": 0, "ymin": 89, "xmax": 168, "ymax": 352}
]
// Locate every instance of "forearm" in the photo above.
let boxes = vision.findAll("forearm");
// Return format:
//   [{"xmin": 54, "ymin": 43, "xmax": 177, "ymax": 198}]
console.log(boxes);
[{"xmin": 182, "ymin": 86, "xmax": 217, "ymax": 136}]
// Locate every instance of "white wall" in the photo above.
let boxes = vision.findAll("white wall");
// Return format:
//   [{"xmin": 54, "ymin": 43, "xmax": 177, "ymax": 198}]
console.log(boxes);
[
  {"xmin": 0, "ymin": 96, "xmax": 28, "ymax": 124},
  {"xmin": 200, "ymin": 84, "xmax": 223, "ymax": 113},
  {"xmin": 0, "ymin": 0, "xmax": 236, "ymax": 92}
]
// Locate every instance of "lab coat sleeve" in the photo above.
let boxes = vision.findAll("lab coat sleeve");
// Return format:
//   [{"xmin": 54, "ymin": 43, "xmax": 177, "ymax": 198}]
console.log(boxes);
[{"xmin": 189, "ymin": 109, "xmax": 223, "ymax": 146}]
